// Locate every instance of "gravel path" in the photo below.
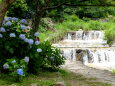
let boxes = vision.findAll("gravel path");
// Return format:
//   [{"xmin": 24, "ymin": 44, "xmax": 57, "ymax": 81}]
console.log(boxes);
[{"xmin": 61, "ymin": 60, "xmax": 115, "ymax": 86}]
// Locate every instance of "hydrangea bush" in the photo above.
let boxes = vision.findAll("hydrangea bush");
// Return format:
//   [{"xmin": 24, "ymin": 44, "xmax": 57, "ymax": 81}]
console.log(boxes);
[
  {"xmin": 0, "ymin": 17, "xmax": 65, "ymax": 79},
  {"xmin": 3, "ymin": 57, "xmax": 29, "ymax": 81},
  {"xmin": 0, "ymin": 17, "xmax": 42, "ymax": 75}
]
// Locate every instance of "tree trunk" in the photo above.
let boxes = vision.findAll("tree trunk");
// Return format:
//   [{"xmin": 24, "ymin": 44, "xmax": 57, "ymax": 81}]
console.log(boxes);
[
  {"xmin": 0, "ymin": 0, "xmax": 16, "ymax": 27},
  {"xmin": 32, "ymin": 10, "xmax": 44, "ymax": 34}
]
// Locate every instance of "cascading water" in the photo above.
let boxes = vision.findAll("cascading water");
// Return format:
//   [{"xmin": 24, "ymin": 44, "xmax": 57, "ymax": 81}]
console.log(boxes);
[{"xmin": 53, "ymin": 30, "xmax": 115, "ymax": 71}]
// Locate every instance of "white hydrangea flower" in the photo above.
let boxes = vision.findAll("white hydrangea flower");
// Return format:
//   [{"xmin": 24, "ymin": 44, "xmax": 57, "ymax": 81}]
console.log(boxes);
[
  {"xmin": 9, "ymin": 33, "xmax": 16, "ymax": 37},
  {"xmin": 35, "ymin": 41, "xmax": 40, "ymax": 45},
  {"xmin": 21, "ymin": 65, "xmax": 25, "ymax": 68},
  {"xmin": 3, "ymin": 63, "xmax": 9, "ymax": 69},
  {"xmin": 28, "ymin": 39, "xmax": 34, "ymax": 45},
  {"xmin": 11, "ymin": 60, "xmax": 16, "ymax": 63},
  {"xmin": 19, "ymin": 34, "xmax": 25, "ymax": 39},
  {"xmin": 37, "ymin": 48, "xmax": 42, "ymax": 52},
  {"xmin": 24, "ymin": 56, "xmax": 29, "ymax": 63},
  {"xmin": 0, "ymin": 33, "xmax": 3, "ymax": 38},
  {"xmin": 34, "ymin": 32, "xmax": 39, "ymax": 37}
]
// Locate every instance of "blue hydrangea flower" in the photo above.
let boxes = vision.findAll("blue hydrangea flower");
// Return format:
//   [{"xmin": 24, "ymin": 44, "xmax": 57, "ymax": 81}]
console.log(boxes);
[
  {"xmin": 24, "ymin": 38, "xmax": 29, "ymax": 42},
  {"xmin": 5, "ymin": 21, "xmax": 12, "ymax": 26},
  {"xmin": 12, "ymin": 17, "xmax": 18, "ymax": 21},
  {"xmin": 3, "ymin": 63, "xmax": 9, "ymax": 69},
  {"xmin": 9, "ymin": 33, "xmax": 16, "ymax": 37},
  {"xmin": 28, "ymin": 39, "xmax": 34, "ymax": 45},
  {"xmin": 24, "ymin": 56, "xmax": 29, "ymax": 63},
  {"xmin": 19, "ymin": 34, "xmax": 25, "ymax": 39},
  {"xmin": 34, "ymin": 32, "xmax": 39, "ymax": 37},
  {"xmin": 17, "ymin": 69, "xmax": 24, "ymax": 76},
  {"xmin": 0, "ymin": 27, "xmax": 6, "ymax": 32},
  {"xmin": 0, "ymin": 34, "xmax": 3, "ymax": 38},
  {"xmin": 11, "ymin": 60, "xmax": 16, "ymax": 63},
  {"xmin": 35, "ymin": 41, "xmax": 40, "ymax": 45},
  {"xmin": 20, "ymin": 25, "xmax": 26, "ymax": 30},
  {"xmin": 20, "ymin": 19, "xmax": 27, "ymax": 23},
  {"xmin": 37, "ymin": 48, "xmax": 42, "ymax": 52},
  {"xmin": 5, "ymin": 17, "xmax": 12, "ymax": 21}
]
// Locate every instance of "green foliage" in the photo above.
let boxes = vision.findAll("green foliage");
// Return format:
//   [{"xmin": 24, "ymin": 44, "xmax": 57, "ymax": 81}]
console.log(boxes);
[
  {"xmin": 39, "ymin": 18, "xmax": 55, "ymax": 32},
  {"xmin": 25, "ymin": 0, "xmax": 115, "ymax": 22},
  {"xmin": 0, "ymin": 17, "xmax": 65, "ymax": 75},
  {"xmin": 3, "ymin": 58, "xmax": 28, "ymax": 82},
  {"xmin": 0, "ymin": 70, "xmax": 111, "ymax": 86},
  {"xmin": 7, "ymin": 0, "xmax": 30, "ymax": 18},
  {"xmin": 38, "ymin": 41, "xmax": 65, "ymax": 71},
  {"xmin": 55, "ymin": 15, "xmax": 115, "ymax": 44},
  {"xmin": 88, "ymin": 20, "xmax": 105, "ymax": 30},
  {"xmin": 0, "ymin": 17, "xmax": 42, "ymax": 75},
  {"xmin": 28, "ymin": 41, "xmax": 65, "ymax": 73},
  {"xmin": 0, "ymin": 0, "xmax": 2, "ymax": 3},
  {"xmin": 56, "ymin": 14, "xmax": 115, "ymax": 31},
  {"xmin": 74, "ymin": 7, "xmax": 115, "ymax": 19},
  {"xmin": 105, "ymin": 28, "xmax": 115, "ymax": 45},
  {"xmin": 111, "ymin": 70, "xmax": 115, "ymax": 73},
  {"xmin": 39, "ymin": 18, "xmax": 66, "ymax": 42}
]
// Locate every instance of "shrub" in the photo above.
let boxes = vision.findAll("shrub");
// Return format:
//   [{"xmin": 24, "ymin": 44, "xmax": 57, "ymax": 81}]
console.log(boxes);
[
  {"xmin": 3, "ymin": 58, "xmax": 29, "ymax": 82},
  {"xmin": 37, "ymin": 41, "xmax": 65, "ymax": 71},
  {"xmin": 7, "ymin": 0, "xmax": 30, "ymax": 19},
  {"xmin": 88, "ymin": 20, "xmax": 104, "ymax": 30},
  {"xmin": 105, "ymin": 28, "xmax": 115, "ymax": 45},
  {"xmin": 111, "ymin": 70, "xmax": 115, "ymax": 73},
  {"xmin": 0, "ymin": 17, "xmax": 42, "ymax": 75}
]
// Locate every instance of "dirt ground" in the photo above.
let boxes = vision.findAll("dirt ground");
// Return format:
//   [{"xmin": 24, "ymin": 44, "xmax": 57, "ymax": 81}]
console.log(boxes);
[{"xmin": 61, "ymin": 60, "xmax": 115, "ymax": 86}]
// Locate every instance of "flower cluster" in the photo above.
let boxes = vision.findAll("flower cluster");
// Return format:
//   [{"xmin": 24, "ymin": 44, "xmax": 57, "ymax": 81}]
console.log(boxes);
[
  {"xmin": 0, "ymin": 17, "xmax": 43, "ymax": 78},
  {"xmin": 0, "ymin": 17, "xmax": 42, "ymax": 51},
  {"xmin": 3, "ymin": 56, "xmax": 29, "ymax": 76}
]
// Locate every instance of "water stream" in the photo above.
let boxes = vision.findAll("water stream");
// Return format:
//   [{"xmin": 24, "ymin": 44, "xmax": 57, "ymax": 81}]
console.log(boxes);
[{"xmin": 53, "ymin": 30, "xmax": 115, "ymax": 71}]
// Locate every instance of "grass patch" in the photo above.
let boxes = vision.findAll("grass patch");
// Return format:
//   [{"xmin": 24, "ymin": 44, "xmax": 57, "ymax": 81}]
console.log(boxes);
[
  {"xmin": 111, "ymin": 70, "xmax": 115, "ymax": 74},
  {"xmin": 39, "ymin": 15, "xmax": 115, "ymax": 44},
  {"xmin": 0, "ymin": 69, "xmax": 111, "ymax": 86}
]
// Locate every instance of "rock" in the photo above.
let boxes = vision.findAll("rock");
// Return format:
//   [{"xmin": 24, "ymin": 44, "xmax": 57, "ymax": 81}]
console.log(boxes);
[
  {"xmin": 30, "ymin": 83, "xmax": 37, "ymax": 86},
  {"xmin": 9, "ymin": 84, "xmax": 17, "ymax": 86},
  {"xmin": 55, "ymin": 82, "xmax": 65, "ymax": 86}
]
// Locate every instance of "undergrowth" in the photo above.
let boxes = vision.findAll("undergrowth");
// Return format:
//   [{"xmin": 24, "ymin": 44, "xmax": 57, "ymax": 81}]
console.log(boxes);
[
  {"xmin": 39, "ymin": 15, "xmax": 115, "ymax": 45},
  {"xmin": 0, "ymin": 69, "xmax": 111, "ymax": 86}
]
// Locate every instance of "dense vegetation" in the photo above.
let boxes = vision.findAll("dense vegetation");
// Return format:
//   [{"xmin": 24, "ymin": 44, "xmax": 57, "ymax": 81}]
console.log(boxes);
[
  {"xmin": 0, "ymin": 0, "xmax": 115, "ymax": 85},
  {"xmin": 39, "ymin": 15, "xmax": 115, "ymax": 45}
]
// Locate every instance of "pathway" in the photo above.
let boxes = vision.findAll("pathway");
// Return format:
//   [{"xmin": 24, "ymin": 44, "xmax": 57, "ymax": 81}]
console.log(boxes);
[{"xmin": 61, "ymin": 60, "xmax": 115, "ymax": 86}]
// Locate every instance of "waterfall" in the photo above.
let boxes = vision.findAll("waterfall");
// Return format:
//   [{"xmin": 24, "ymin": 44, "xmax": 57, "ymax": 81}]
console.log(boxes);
[
  {"xmin": 53, "ymin": 30, "xmax": 115, "ymax": 71},
  {"xmin": 65, "ymin": 30, "xmax": 104, "ymax": 41}
]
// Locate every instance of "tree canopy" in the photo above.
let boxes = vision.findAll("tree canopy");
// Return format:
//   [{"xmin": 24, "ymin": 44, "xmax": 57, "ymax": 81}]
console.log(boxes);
[{"xmin": 0, "ymin": 0, "xmax": 115, "ymax": 32}]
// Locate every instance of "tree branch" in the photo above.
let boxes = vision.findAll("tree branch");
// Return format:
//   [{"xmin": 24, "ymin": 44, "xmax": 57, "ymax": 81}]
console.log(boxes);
[
  {"xmin": 42, "ymin": 2, "xmax": 115, "ymax": 11},
  {"xmin": 43, "ymin": 2, "xmax": 66, "ymax": 10},
  {"xmin": 64, "ymin": 3, "xmax": 115, "ymax": 7}
]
